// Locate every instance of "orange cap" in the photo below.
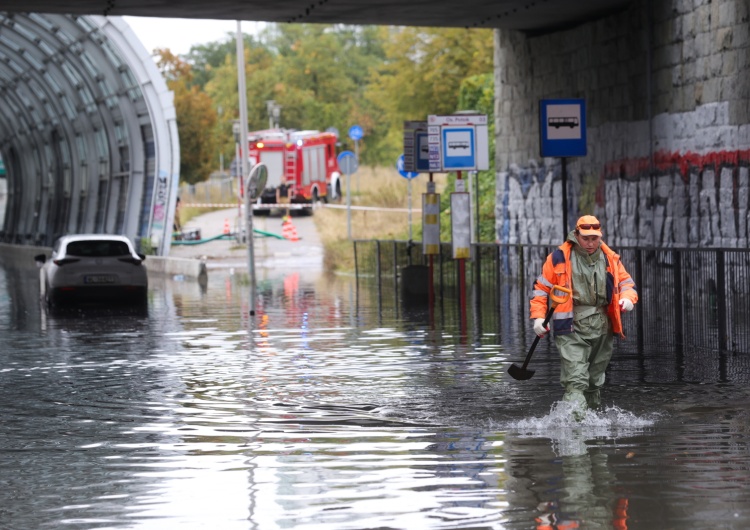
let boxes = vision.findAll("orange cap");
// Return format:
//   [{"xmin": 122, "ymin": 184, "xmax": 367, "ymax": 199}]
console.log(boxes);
[{"xmin": 576, "ymin": 215, "xmax": 602, "ymax": 236}]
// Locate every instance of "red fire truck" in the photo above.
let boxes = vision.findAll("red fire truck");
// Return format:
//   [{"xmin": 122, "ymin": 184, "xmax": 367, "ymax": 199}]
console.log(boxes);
[{"xmin": 247, "ymin": 129, "xmax": 342, "ymax": 214}]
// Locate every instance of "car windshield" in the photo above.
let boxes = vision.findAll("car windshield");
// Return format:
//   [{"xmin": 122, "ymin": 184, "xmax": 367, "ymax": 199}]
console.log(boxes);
[{"xmin": 65, "ymin": 240, "xmax": 131, "ymax": 257}]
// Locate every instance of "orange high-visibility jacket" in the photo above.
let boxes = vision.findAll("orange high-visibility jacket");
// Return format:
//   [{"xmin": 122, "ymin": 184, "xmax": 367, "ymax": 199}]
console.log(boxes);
[{"xmin": 530, "ymin": 240, "xmax": 638, "ymax": 338}]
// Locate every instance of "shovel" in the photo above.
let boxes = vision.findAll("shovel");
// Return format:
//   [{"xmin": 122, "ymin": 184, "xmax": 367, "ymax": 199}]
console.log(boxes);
[{"xmin": 507, "ymin": 285, "xmax": 572, "ymax": 381}]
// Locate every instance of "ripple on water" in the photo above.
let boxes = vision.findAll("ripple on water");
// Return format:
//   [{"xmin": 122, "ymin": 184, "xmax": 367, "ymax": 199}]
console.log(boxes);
[{"xmin": 503, "ymin": 401, "xmax": 660, "ymax": 457}]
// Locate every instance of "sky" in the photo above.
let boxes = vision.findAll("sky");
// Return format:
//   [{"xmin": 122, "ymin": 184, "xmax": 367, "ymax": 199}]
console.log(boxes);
[{"xmin": 122, "ymin": 16, "xmax": 266, "ymax": 56}]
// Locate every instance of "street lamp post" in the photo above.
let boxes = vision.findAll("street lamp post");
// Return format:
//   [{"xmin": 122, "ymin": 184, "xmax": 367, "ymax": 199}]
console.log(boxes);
[
  {"xmin": 236, "ymin": 21, "xmax": 257, "ymax": 316},
  {"xmin": 265, "ymin": 100, "xmax": 281, "ymax": 129},
  {"xmin": 232, "ymin": 120, "xmax": 242, "ymax": 221}
]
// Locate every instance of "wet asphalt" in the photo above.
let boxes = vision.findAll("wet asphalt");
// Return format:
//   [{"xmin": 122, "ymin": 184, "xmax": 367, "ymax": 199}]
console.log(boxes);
[{"xmin": 168, "ymin": 206, "xmax": 323, "ymax": 271}]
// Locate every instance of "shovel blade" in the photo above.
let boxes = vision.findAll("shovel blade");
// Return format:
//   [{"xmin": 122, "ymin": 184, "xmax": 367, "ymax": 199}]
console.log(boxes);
[{"xmin": 507, "ymin": 363, "xmax": 535, "ymax": 381}]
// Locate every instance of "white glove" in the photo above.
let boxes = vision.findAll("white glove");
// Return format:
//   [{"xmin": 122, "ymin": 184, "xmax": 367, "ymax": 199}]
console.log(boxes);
[
  {"xmin": 619, "ymin": 298, "xmax": 634, "ymax": 312},
  {"xmin": 533, "ymin": 318, "xmax": 549, "ymax": 337}
]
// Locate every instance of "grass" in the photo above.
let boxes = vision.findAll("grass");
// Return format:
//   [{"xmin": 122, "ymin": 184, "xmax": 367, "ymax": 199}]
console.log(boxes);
[{"xmin": 314, "ymin": 166, "xmax": 447, "ymax": 273}]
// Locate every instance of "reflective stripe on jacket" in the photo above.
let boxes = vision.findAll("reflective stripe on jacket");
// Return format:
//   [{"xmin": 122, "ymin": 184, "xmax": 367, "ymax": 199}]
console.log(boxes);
[{"xmin": 529, "ymin": 240, "xmax": 638, "ymax": 338}]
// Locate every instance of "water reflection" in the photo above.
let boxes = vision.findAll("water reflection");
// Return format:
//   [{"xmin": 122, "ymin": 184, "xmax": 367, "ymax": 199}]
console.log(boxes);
[{"xmin": 1, "ymin": 258, "xmax": 750, "ymax": 529}]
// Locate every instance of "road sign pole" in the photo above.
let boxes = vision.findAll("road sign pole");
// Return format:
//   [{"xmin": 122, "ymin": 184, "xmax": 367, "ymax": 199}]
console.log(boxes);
[
  {"xmin": 408, "ymin": 178, "xmax": 412, "ymax": 241},
  {"xmin": 236, "ymin": 20, "xmax": 256, "ymax": 316},
  {"xmin": 396, "ymin": 153, "xmax": 419, "ymax": 240},
  {"xmin": 338, "ymin": 150, "xmax": 358, "ymax": 242},
  {"xmin": 354, "ymin": 139, "xmax": 359, "ymax": 195},
  {"xmin": 348, "ymin": 125, "xmax": 364, "ymax": 197},
  {"xmin": 347, "ymin": 172, "xmax": 352, "ymax": 240}
]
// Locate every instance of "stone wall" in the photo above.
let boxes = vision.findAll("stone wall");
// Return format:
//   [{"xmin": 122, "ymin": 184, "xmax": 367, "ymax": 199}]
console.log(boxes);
[{"xmin": 494, "ymin": 0, "xmax": 750, "ymax": 249}]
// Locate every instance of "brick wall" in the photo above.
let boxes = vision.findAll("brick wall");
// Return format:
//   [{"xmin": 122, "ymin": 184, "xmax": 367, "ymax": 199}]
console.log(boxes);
[{"xmin": 495, "ymin": 0, "xmax": 750, "ymax": 248}]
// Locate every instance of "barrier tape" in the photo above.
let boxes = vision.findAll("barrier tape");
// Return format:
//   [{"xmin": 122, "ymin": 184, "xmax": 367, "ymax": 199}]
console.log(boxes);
[
  {"xmin": 322, "ymin": 204, "xmax": 421, "ymax": 213},
  {"xmin": 183, "ymin": 203, "xmax": 307, "ymax": 209},
  {"xmin": 182, "ymin": 202, "xmax": 421, "ymax": 213}
]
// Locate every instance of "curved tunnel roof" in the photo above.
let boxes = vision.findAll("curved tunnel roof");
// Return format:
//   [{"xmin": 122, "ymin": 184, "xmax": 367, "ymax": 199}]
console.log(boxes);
[{"xmin": 0, "ymin": 13, "xmax": 178, "ymax": 254}]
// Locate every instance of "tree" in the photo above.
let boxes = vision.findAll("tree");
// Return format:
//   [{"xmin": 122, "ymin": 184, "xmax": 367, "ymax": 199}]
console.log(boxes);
[
  {"xmin": 155, "ymin": 23, "xmax": 494, "ymax": 181},
  {"xmin": 184, "ymin": 39, "xmax": 237, "ymax": 89},
  {"xmin": 200, "ymin": 24, "xmax": 386, "ymax": 172},
  {"xmin": 203, "ymin": 38, "xmax": 277, "ymax": 172},
  {"xmin": 364, "ymin": 27, "xmax": 494, "ymax": 165},
  {"xmin": 156, "ymin": 49, "xmax": 218, "ymax": 184}
]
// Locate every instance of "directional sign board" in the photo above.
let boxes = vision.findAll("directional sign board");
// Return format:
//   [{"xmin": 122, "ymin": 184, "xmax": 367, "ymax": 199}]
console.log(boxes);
[
  {"xmin": 427, "ymin": 114, "xmax": 489, "ymax": 172},
  {"xmin": 539, "ymin": 99, "xmax": 587, "ymax": 157},
  {"xmin": 337, "ymin": 150, "xmax": 358, "ymax": 175},
  {"xmin": 403, "ymin": 121, "xmax": 430, "ymax": 173}
]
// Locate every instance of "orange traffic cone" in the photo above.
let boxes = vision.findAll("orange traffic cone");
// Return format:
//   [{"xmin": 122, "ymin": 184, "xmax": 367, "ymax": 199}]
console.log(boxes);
[
  {"xmin": 282, "ymin": 217, "xmax": 300, "ymax": 242},
  {"xmin": 223, "ymin": 218, "xmax": 230, "ymax": 235}
]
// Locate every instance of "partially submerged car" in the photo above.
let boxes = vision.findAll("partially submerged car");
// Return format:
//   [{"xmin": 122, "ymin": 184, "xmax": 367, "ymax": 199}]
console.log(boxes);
[{"xmin": 34, "ymin": 234, "xmax": 148, "ymax": 310}]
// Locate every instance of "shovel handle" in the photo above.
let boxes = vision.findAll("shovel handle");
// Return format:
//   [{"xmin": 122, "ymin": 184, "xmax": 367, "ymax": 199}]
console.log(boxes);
[
  {"xmin": 549, "ymin": 285, "xmax": 572, "ymax": 306},
  {"xmin": 519, "ymin": 306, "xmax": 554, "ymax": 370},
  {"xmin": 520, "ymin": 285, "xmax": 572, "ymax": 370}
]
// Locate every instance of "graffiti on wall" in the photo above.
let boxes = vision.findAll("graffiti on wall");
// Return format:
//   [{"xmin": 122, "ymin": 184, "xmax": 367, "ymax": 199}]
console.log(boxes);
[
  {"xmin": 600, "ymin": 149, "xmax": 750, "ymax": 248},
  {"xmin": 497, "ymin": 148, "xmax": 750, "ymax": 249}
]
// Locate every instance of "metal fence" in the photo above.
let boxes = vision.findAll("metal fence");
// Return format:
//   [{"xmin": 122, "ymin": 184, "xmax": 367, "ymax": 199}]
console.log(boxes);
[{"xmin": 353, "ymin": 240, "xmax": 750, "ymax": 356}]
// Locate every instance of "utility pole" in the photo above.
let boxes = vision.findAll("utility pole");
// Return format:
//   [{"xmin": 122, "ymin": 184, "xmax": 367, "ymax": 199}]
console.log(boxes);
[{"xmin": 236, "ymin": 21, "xmax": 257, "ymax": 316}]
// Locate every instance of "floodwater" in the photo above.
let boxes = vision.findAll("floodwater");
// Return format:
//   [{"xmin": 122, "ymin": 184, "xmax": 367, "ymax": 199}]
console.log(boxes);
[{"xmin": 1, "ymin": 258, "xmax": 750, "ymax": 530}]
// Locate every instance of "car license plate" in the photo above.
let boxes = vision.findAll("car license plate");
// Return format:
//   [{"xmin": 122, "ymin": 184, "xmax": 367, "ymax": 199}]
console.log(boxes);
[{"xmin": 84, "ymin": 274, "xmax": 117, "ymax": 284}]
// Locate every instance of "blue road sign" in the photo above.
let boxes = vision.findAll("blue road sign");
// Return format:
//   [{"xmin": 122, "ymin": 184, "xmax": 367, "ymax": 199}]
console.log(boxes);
[
  {"xmin": 348, "ymin": 125, "xmax": 363, "ymax": 141},
  {"xmin": 539, "ymin": 99, "xmax": 587, "ymax": 157},
  {"xmin": 441, "ymin": 127, "xmax": 475, "ymax": 170},
  {"xmin": 337, "ymin": 150, "xmax": 358, "ymax": 175},
  {"xmin": 397, "ymin": 154, "xmax": 419, "ymax": 179}
]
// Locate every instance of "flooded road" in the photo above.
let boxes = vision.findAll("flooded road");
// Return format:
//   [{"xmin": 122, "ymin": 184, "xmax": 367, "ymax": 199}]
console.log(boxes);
[{"xmin": 1, "ymin": 258, "xmax": 749, "ymax": 529}]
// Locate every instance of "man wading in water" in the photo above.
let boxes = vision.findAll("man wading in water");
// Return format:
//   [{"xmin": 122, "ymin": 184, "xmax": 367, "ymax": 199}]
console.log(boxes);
[{"xmin": 530, "ymin": 215, "xmax": 638, "ymax": 415}]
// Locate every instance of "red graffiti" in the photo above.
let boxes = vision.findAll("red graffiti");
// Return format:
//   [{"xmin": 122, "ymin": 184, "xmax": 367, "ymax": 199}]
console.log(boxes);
[{"xmin": 604, "ymin": 149, "xmax": 750, "ymax": 184}]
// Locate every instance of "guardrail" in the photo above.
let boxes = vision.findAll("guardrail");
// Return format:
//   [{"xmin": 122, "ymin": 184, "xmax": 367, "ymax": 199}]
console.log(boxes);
[{"xmin": 353, "ymin": 239, "xmax": 750, "ymax": 359}]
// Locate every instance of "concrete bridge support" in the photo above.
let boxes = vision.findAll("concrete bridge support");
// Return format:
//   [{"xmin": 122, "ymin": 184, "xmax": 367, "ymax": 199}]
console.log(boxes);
[{"xmin": 494, "ymin": 0, "xmax": 750, "ymax": 249}]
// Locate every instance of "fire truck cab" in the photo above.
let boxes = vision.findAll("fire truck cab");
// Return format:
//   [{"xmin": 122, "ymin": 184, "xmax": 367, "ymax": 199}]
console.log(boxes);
[{"xmin": 248, "ymin": 129, "xmax": 342, "ymax": 215}]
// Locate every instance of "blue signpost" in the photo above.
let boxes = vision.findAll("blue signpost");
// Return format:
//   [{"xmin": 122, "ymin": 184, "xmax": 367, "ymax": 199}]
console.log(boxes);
[
  {"xmin": 539, "ymin": 99, "xmax": 587, "ymax": 158},
  {"xmin": 539, "ymin": 98, "xmax": 587, "ymax": 236},
  {"xmin": 348, "ymin": 125, "xmax": 363, "ymax": 141},
  {"xmin": 441, "ymin": 127, "xmax": 476, "ymax": 170},
  {"xmin": 397, "ymin": 154, "xmax": 418, "ymax": 180}
]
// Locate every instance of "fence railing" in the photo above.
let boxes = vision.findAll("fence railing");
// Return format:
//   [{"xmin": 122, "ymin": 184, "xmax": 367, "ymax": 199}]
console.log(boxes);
[{"xmin": 353, "ymin": 239, "xmax": 750, "ymax": 356}]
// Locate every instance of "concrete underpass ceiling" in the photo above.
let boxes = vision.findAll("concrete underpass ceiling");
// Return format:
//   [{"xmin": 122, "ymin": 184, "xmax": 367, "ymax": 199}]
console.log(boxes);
[{"xmin": 0, "ymin": 0, "xmax": 631, "ymax": 33}]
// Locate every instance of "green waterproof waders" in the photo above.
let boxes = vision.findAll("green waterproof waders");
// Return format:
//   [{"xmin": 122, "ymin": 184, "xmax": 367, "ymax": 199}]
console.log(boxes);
[{"xmin": 556, "ymin": 308, "xmax": 613, "ymax": 410}]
